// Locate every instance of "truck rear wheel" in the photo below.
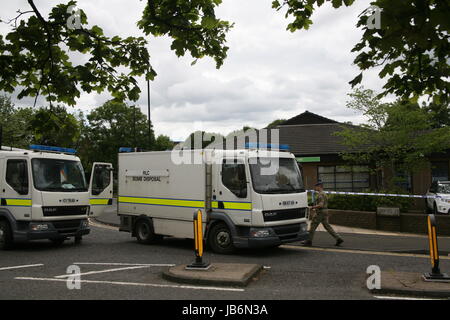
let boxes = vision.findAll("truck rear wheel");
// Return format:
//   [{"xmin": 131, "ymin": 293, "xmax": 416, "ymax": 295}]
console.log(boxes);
[
  {"xmin": 208, "ymin": 222, "xmax": 235, "ymax": 254},
  {"xmin": 0, "ymin": 220, "xmax": 13, "ymax": 250},
  {"xmin": 135, "ymin": 219, "xmax": 158, "ymax": 244}
]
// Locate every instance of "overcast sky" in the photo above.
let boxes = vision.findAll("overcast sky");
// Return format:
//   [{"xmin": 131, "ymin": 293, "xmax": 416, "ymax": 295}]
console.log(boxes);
[{"xmin": 1, "ymin": 0, "xmax": 386, "ymax": 141}]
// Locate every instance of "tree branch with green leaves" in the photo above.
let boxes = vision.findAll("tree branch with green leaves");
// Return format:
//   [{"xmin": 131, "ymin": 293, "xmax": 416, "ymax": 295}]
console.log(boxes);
[
  {"xmin": 272, "ymin": 0, "xmax": 450, "ymax": 105},
  {"xmin": 0, "ymin": 0, "xmax": 232, "ymax": 106}
]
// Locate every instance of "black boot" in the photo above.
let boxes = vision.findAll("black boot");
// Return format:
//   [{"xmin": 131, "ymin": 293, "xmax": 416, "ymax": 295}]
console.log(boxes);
[{"xmin": 335, "ymin": 238, "xmax": 343, "ymax": 246}]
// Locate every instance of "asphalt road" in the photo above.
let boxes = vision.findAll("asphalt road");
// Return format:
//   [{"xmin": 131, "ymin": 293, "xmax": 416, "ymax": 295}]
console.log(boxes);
[{"xmin": 1, "ymin": 222, "xmax": 449, "ymax": 300}]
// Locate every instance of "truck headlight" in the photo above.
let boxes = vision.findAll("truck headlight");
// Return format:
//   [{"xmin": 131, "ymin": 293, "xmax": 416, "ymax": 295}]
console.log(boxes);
[
  {"xmin": 30, "ymin": 223, "xmax": 49, "ymax": 231},
  {"xmin": 250, "ymin": 229, "xmax": 271, "ymax": 238}
]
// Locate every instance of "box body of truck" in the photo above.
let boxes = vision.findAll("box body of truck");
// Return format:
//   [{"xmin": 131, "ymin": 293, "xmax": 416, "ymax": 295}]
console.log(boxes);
[{"xmin": 118, "ymin": 148, "xmax": 309, "ymax": 253}]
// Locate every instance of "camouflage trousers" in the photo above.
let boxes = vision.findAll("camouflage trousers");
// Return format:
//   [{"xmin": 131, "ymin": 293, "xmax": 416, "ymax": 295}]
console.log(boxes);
[{"xmin": 308, "ymin": 210, "xmax": 342, "ymax": 242}]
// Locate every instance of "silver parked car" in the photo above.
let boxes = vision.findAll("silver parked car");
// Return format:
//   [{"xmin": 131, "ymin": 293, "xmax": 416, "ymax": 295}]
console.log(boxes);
[{"xmin": 426, "ymin": 181, "xmax": 450, "ymax": 214}]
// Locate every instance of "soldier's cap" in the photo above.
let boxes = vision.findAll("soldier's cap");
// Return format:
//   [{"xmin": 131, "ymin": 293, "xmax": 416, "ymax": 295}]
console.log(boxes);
[{"xmin": 314, "ymin": 182, "xmax": 323, "ymax": 186}]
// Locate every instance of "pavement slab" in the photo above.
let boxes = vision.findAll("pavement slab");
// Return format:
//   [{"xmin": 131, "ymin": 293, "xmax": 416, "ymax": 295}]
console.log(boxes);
[
  {"xmin": 370, "ymin": 271, "xmax": 450, "ymax": 298},
  {"xmin": 162, "ymin": 263, "xmax": 263, "ymax": 287}
]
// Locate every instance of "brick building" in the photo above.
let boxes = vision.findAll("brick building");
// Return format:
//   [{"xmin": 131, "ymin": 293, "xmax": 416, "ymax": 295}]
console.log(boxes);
[{"xmin": 276, "ymin": 111, "xmax": 450, "ymax": 199}]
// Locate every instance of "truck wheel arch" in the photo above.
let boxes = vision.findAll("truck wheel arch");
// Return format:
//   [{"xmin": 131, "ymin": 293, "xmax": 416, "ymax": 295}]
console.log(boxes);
[
  {"xmin": 0, "ymin": 209, "xmax": 18, "ymax": 231},
  {"xmin": 206, "ymin": 211, "xmax": 238, "ymax": 239}
]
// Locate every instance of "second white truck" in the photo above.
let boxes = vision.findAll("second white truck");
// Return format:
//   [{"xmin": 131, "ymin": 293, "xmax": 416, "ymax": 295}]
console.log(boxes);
[
  {"xmin": 0, "ymin": 144, "xmax": 113, "ymax": 249},
  {"xmin": 117, "ymin": 146, "xmax": 309, "ymax": 253}
]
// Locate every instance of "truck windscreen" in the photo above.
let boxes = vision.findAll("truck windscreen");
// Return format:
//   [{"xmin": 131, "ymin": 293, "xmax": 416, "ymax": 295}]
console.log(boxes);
[
  {"xmin": 31, "ymin": 158, "xmax": 87, "ymax": 192},
  {"xmin": 249, "ymin": 157, "xmax": 305, "ymax": 194}
]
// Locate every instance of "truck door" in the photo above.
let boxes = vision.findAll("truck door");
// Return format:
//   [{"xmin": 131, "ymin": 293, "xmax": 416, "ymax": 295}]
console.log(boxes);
[
  {"xmin": 88, "ymin": 162, "xmax": 113, "ymax": 217},
  {"xmin": 1, "ymin": 158, "xmax": 32, "ymax": 220},
  {"xmin": 213, "ymin": 158, "xmax": 252, "ymax": 225}
]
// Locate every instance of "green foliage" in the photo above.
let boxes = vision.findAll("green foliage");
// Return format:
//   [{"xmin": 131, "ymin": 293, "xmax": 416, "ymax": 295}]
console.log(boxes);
[
  {"xmin": 0, "ymin": 95, "xmax": 36, "ymax": 147},
  {"xmin": 137, "ymin": 0, "xmax": 233, "ymax": 69},
  {"xmin": 424, "ymin": 102, "xmax": 450, "ymax": 128},
  {"xmin": 273, "ymin": 0, "xmax": 450, "ymax": 105},
  {"xmin": 335, "ymin": 87, "xmax": 450, "ymax": 181},
  {"xmin": 28, "ymin": 105, "xmax": 80, "ymax": 147},
  {"xmin": 0, "ymin": 0, "xmax": 232, "ymax": 106},
  {"xmin": 1, "ymin": 96, "xmax": 80, "ymax": 148},
  {"xmin": 328, "ymin": 190, "xmax": 414, "ymax": 213},
  {"xmin": 266, "ymin": 119, "xmax": 286, "ymax": 128},
  {"xmin": 154, "ymin": 134, "xmax": 175, "ymax": 151},
  {"xmin": 78, "ymin": 101, "xmax": 154, "ymax": 171}
]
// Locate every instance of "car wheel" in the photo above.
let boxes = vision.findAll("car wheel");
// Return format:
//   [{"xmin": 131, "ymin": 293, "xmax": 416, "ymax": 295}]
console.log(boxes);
[
  {"xmin": 0, "ymin": 220, "xmax": 13, "ymax": 250},
  {"xmin": 135, "ymin": 219, "xmax": 158, "ymax": 244},
  {"xmin": 208, "ymin": 222, "xmax": 235, "ymax": 254}
]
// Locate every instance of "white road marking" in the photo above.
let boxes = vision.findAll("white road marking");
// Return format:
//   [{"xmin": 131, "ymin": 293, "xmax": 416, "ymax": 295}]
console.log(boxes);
[
  {"xmin": 72, "ymin": 262, "xmax": 175, "ymax": 267},
  {"xmin": 0, "ymin": 264, "xmax": 44, "ymax": 271},
  {"xmin": 15, "ymin": 277, "xmax": 245, "ymax": 292},
  {"xmin": 373, "ymin": 295, "xmax": 444, "ymax": 300},
  {"xmin": 54, "ymin": 265, "xmax": 151, "ymax": 278}
]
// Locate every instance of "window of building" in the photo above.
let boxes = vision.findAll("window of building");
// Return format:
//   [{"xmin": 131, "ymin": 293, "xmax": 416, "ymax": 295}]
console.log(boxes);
[
  {"xmin": 394, "ymin": 170, "xmax": 412, "ymax": 193},
  {"xmin": 318, "ymin": 165, "xmax": 370, "ymax": 192},
  {"xmin": 6, "ymin": 159, "xmax": 29, "ymax": 195},
  {"xmin": 431, "ymin": 161, "xmax": 449, "ymax": 182}
]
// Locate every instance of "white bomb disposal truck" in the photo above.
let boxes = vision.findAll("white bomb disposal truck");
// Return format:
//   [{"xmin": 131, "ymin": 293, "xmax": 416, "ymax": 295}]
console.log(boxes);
[
  {"xmin": 0, "ymin": 144, "xmax": 113, "ymax": 249},
  {"xmin": 117, "ymin": 145, "xmax": 309, "ymax": 253}
]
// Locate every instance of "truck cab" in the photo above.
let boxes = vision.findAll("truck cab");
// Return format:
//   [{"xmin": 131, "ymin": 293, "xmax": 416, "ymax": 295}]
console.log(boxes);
[
  {"xmin": 0, "ymin": 145, "xmax": 113, "ymax": 249},
  {"xmin": 207, "ymin": 148, "xmax": 308, "ymax": 252}
]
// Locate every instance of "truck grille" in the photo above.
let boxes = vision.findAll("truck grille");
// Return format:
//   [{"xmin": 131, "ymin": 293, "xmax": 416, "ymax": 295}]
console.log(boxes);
[
  {"xmin": 42, "ymin": 206, "xmax": 88, "ymax": 217},
  {"xmin": 51, "ymin": 220, "xmax": 82, "ymax": 234},
  {"xmin": 263, "ymin": 208, "xmax": 306, "ymax": 222},
  {"xmin": 272, "ymin": 224, "xmax": 301, "ymax": 236}
]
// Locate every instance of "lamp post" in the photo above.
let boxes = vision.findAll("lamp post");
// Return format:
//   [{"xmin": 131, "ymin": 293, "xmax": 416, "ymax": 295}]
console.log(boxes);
[{"xmin": 147, "ymin": 78, "xmax": 152, "ymax": 150}]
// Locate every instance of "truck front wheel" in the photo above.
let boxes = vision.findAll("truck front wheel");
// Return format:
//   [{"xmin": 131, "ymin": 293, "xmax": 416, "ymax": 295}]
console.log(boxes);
[
  {"xmin": 208, "ymin": 222, "xmax": 235, "ymax": 254},
  {"xmin": 0, "ymin": 220, "xmax": 13, "ymax": 250},
  {"xmin": 135, "ymin": 219, "xmax": 158, "ymax": 244}
]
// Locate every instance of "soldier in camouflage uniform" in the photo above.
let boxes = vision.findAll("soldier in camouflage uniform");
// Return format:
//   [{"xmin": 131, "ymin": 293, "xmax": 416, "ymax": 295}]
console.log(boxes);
[{"xmin": 303, "ymin": 182, "xmax": 343, "ymax": 247}]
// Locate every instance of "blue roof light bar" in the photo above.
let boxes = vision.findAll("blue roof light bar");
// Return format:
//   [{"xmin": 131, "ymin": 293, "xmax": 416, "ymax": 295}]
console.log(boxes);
[
  {"xmin": 119, "ymin": 147, "xmax": 134, "ymax": 153},
  {"xmin": 29, "ymin": 145, "xmax": 77, "ymax": 154},
  {"xmin": 245, "ymin": 143, "xmax": 290, "ymax": 151}
]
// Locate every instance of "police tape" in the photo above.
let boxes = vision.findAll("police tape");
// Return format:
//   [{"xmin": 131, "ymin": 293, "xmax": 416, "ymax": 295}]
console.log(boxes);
[{"xmin": 307, "ymin": 190, "xmax": 442, "ymax": 199}]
